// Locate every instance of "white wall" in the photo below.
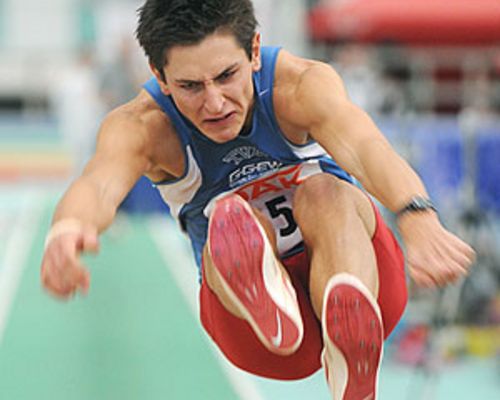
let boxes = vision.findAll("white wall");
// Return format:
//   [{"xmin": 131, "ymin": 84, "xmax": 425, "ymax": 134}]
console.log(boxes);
[
  {"xmin": 0, "ymin": 0, "xmax": 78, "ymax": 97},
  {"xmin": 253, "ymin": 0, "xmax": 309, "ymax": 57},
  {"xmin": 3, "ymin": 0, "xmax": 77, "ymax": 52}
]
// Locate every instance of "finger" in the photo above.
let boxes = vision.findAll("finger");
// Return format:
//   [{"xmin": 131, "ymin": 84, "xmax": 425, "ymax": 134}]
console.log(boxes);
[
  {"xmin": 48, "ymin": 288, "xmax": 76, "ymax": 301},
  {"xmin": 432, "ymin": 240, "xmax": 473, "ymax": 283},
  {"xmin": 426, "ymin": 254, "xmax": 463, "ymax": 284},
  {"xmin": 407, "ymin": 251, "xmax": 442, "ymax": 287},
  {"xmin": 433, "ymin": 242, "xmax": 469, "ymax": 276},
  {"xmin": 43, "ymin": 255, "xmax": 83, "ymax": 296},
  {"xmin": 427, "ymin": 233, "xmax": 467, "ymax": 272},
  {"xmin": 41, "ymin": 265, "xmax": 52, "ymax": 291},
  {"xmin": 46, "ymin": 238, "xmax": 80, "ymax": 274},
  {"xmin": 444, "ymin": 232, "xmax": 476, "ymax": 267},
  {"xmin": 76, "ymin": 268, "xmax": 91, "ymax": 295},
  {"xmin": 422, "ymin": 260, "xmax": 449, "ymax": 287},
  {"xmin": 418, "ymin": 244, "xmax": 463, "ymax": 287},
  {"xmin": 42, "ymin": 231, "xmax": 93, "ymax": 298},
  {"xmin": 456, "ymin": 243, "xmax": 476, "ymax": 270},
  {"xmin": 41, "ymin": 257, "xmax": 63, "ymax": 291},
  {"xmin": 62, "ymin": 256, "xmax": 90, "ymax": 295},
  {"xmin": 445, "ymin": 258, "xmax": 469, "ymax": 281},
  {"xmin": 42, "ymin": 273, "xmax": 77, "ymax": 300},
  {"xmin": 432, "ymin": 265, "xmax": 456, "ymax": 287},
  {"xmin": 41, "ymin": 246, "xmax": 81, "ymax": 299},
  {"xmin": 409, "ymin": 265, "xmax": 437, "ymax": 288},
  {"xmin": 61, "ymin": 259, "xmax": 88, "ymax": 288},
  {"xmin": 412, "ymin": 273, "xmax": 435, "ymax": 288}
]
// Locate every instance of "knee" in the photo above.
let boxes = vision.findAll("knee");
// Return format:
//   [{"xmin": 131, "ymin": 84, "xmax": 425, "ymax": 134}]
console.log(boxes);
[{"xmin": 293, "ymin": 174, "xmax": 355, "ymax": 224}]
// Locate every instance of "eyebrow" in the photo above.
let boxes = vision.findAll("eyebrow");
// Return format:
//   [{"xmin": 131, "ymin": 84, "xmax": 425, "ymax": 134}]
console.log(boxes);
[{"xmin": 175, "ymin": 62, "xmax": 239, "ymax": 85}]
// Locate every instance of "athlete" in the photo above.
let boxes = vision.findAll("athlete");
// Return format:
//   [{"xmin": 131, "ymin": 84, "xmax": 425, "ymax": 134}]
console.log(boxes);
[{"xmin": 40, "ymin": 1, "xmax": 475, "ymax": 399}]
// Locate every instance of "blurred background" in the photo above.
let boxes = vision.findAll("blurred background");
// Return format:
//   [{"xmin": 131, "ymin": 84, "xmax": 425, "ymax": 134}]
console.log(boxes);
[{"xmin": 0, "ymin": 0, "xmax": 499, "ymax": 399}]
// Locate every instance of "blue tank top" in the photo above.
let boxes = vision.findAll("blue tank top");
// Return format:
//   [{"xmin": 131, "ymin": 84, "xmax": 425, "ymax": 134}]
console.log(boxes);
[{"xmin": 143, "ymin": 46, "xmax": 353, "ymax": 273}]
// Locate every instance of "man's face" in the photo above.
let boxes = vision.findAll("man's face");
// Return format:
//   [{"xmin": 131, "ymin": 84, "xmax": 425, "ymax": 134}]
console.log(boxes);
[{"xmin": 157, "ymin": 32, "xmax": 261, "ymax": 143}]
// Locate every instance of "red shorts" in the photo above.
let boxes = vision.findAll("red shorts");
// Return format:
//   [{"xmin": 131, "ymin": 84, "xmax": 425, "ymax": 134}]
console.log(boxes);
[{"xmin": 199, "ymin": 204, "xmax": 407, "ymax": 380}]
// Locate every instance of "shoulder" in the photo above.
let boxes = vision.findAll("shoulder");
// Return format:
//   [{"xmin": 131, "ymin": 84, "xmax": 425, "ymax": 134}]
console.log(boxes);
[
  {"xmin": 97, "ymin": 90, "xmax": 184, "ymax": 179},
  {"xmin": 273, "ymin": 50, "xmax": 348, "ymax": 130},
  {"xmin": 101, "ymin": 90, "xmax": 172, "ymax": 145},
  {"xmin": 274, "ymin": 50, "xmax": 345, "ymax": 97}
]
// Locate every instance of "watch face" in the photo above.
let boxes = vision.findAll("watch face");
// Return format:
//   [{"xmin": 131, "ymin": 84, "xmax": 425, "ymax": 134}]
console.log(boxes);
[
  {"xmin": 412, "ymin": 197, "xmax": 434, "ymax": 211},
  {"xmin": 414, "ymin": 198, "xmax": 426, "ymax": 208}
]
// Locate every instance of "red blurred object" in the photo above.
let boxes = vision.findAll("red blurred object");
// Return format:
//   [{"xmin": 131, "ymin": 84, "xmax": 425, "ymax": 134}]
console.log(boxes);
[{"xmin": 308, "ymin": 0, "xmax": 500, "ymax": 45}]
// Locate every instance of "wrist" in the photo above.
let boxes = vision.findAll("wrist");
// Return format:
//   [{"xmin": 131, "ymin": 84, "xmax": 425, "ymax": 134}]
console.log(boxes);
[
  {"xmin": 396, "ymin": 196, "xmax": 437, "ymax": 219},
  {"xmin": 44, "ymin": 218, "xmax": 85, "ymax": 249}
]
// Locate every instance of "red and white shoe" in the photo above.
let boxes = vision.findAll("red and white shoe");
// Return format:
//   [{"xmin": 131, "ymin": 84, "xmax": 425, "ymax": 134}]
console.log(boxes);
[
  {"xmin": 207, "ymin": 194, "xmax": 304, "ymax": 355},
  {"xmin": 321, "ymin": 273, "xmax": 383, "ymax": 400}
]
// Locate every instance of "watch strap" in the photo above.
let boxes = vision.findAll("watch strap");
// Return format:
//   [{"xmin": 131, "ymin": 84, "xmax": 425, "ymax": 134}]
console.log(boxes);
[{"xmin": 396, "ymin": 196, "xmax": 437, "ymax": 217}]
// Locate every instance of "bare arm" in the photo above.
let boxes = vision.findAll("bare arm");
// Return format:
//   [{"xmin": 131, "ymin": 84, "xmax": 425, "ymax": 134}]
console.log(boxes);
[
  {"xmin": 289, "ymin": 63, "xmax": 425, "ymax": 211},
  {"xmin": 41, "ymin": 108, "xmax": 153, "ymax": 299},
  {"xmin": 53, "ymin": 111, "xmax": 152, "ymax": 230},
  {"xmin": 282, "ymin": 59, "xmax": 475, "ymax": 287}
]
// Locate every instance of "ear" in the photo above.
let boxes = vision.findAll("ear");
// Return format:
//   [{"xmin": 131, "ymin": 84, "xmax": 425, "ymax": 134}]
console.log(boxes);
[
  {"xmin": 149, "ymin": 61, "xmax": 171, "ymax": 96},
  {"xmin": 251, "ymin": 32, "xmax": 262, "ymax": 72}
]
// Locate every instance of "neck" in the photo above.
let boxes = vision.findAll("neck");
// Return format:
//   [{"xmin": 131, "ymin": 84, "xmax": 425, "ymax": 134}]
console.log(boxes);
[{"xmin": 239, "ymin": 98, "xmax": 255, "ymax": 137}]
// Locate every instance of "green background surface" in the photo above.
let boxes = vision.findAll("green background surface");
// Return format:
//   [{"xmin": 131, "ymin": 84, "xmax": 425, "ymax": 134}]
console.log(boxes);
[{"xmin": 0, "ymin": 194, "xmax": 498, "ymax": 400}]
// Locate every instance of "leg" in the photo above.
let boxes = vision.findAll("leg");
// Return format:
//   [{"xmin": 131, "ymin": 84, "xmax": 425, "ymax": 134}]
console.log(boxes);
[
  {"xmin": 199, "ymin": 250, "xmax": 324, "ymax": 380},
  {"xmin": 203, "ymin": 194, "xmax": 304, "ymax": 355},
  {"xmin": 294, "ymin": 175, "xmax": 378, "ymax": 316},
  {"xmin": 294, "ymin": 174, "xmax": 383, "ymax": 400}
]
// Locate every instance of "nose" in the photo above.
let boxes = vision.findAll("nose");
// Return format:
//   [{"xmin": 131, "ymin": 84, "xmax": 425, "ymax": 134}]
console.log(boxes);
[{"xmin": 203, "ymin": 82, "xmax": 225, "ymax": 115}]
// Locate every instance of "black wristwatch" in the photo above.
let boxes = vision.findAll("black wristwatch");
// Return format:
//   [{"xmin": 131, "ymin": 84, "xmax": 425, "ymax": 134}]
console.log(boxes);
[{"xmin": 396, "ymin": 196, "xmax": 437, "ymax": 218}]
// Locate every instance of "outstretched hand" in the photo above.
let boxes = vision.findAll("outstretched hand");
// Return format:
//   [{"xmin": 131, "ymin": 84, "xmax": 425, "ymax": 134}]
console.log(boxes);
[
  {"xmin": 41, "ymin": 221, "xmax": 99, "ymax": 300},
  {"xmin": 398, "ymin": 212, "xmax": 476, "ymax": 288}
]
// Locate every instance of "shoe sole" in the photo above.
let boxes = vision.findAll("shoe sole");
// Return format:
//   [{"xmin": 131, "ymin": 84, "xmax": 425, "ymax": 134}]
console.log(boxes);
[
  {"xmin": 321, "ymin": 273, "xmax": 383, "ymax": 400},
  {"xmin": 207, "ymin": 194, "xmax": 303, "ymax": 355}
]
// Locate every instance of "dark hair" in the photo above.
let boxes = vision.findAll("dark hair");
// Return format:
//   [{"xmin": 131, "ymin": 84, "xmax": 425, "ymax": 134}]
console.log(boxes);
[{"xmin": 136, "ymin": 0, "xmax": 258, "ymax": 78}]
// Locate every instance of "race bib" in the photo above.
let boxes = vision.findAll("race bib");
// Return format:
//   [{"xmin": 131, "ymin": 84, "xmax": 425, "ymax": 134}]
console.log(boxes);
[{"xmin": 204, "ymin": 162, "xmax": 324, "ymax": 256}]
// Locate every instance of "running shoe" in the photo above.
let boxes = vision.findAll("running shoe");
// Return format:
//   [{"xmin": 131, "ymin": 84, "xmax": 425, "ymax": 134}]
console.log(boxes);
[
  {"xmin": 207, "ymin": 194, "xmax": 304, "ymax": 355},
  {"xmin": 321, "ymin": 273, "xmax": 383, "ymax": 400}
]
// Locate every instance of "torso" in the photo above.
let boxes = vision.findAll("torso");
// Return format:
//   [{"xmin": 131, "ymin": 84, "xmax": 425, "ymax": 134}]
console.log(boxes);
[{"xmin": 120, "ymin": 47, "xmax": 351, "ymax": 269}]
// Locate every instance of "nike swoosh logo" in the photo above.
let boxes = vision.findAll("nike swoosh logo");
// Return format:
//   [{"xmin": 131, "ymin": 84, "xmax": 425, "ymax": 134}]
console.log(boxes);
[
  {"xmin": 259, "ymin": 88, "xmax": 269, "ymax": 96},
  {"xmin": 271, "ymin": 312, "xmax": 283, "ymax": 347}
]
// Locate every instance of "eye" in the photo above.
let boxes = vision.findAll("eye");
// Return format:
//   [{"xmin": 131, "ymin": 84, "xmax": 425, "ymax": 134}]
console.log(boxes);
[
  {"xmin": 180, "ymin": 82, "xmax": 202, "ymax": 92},
  {"xmin": 217, "ymin": 69, "xmax": 236, "ymax": 83}
]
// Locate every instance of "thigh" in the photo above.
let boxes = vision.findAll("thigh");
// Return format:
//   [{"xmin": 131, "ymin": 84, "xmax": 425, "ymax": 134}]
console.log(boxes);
[
  {"xmin": 199, "ymin": 251, "xmax": 323, "ymax": 380},
  {"xmin": 295, "ymin": 175, "xmax": 407, "ymax": 338}
]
